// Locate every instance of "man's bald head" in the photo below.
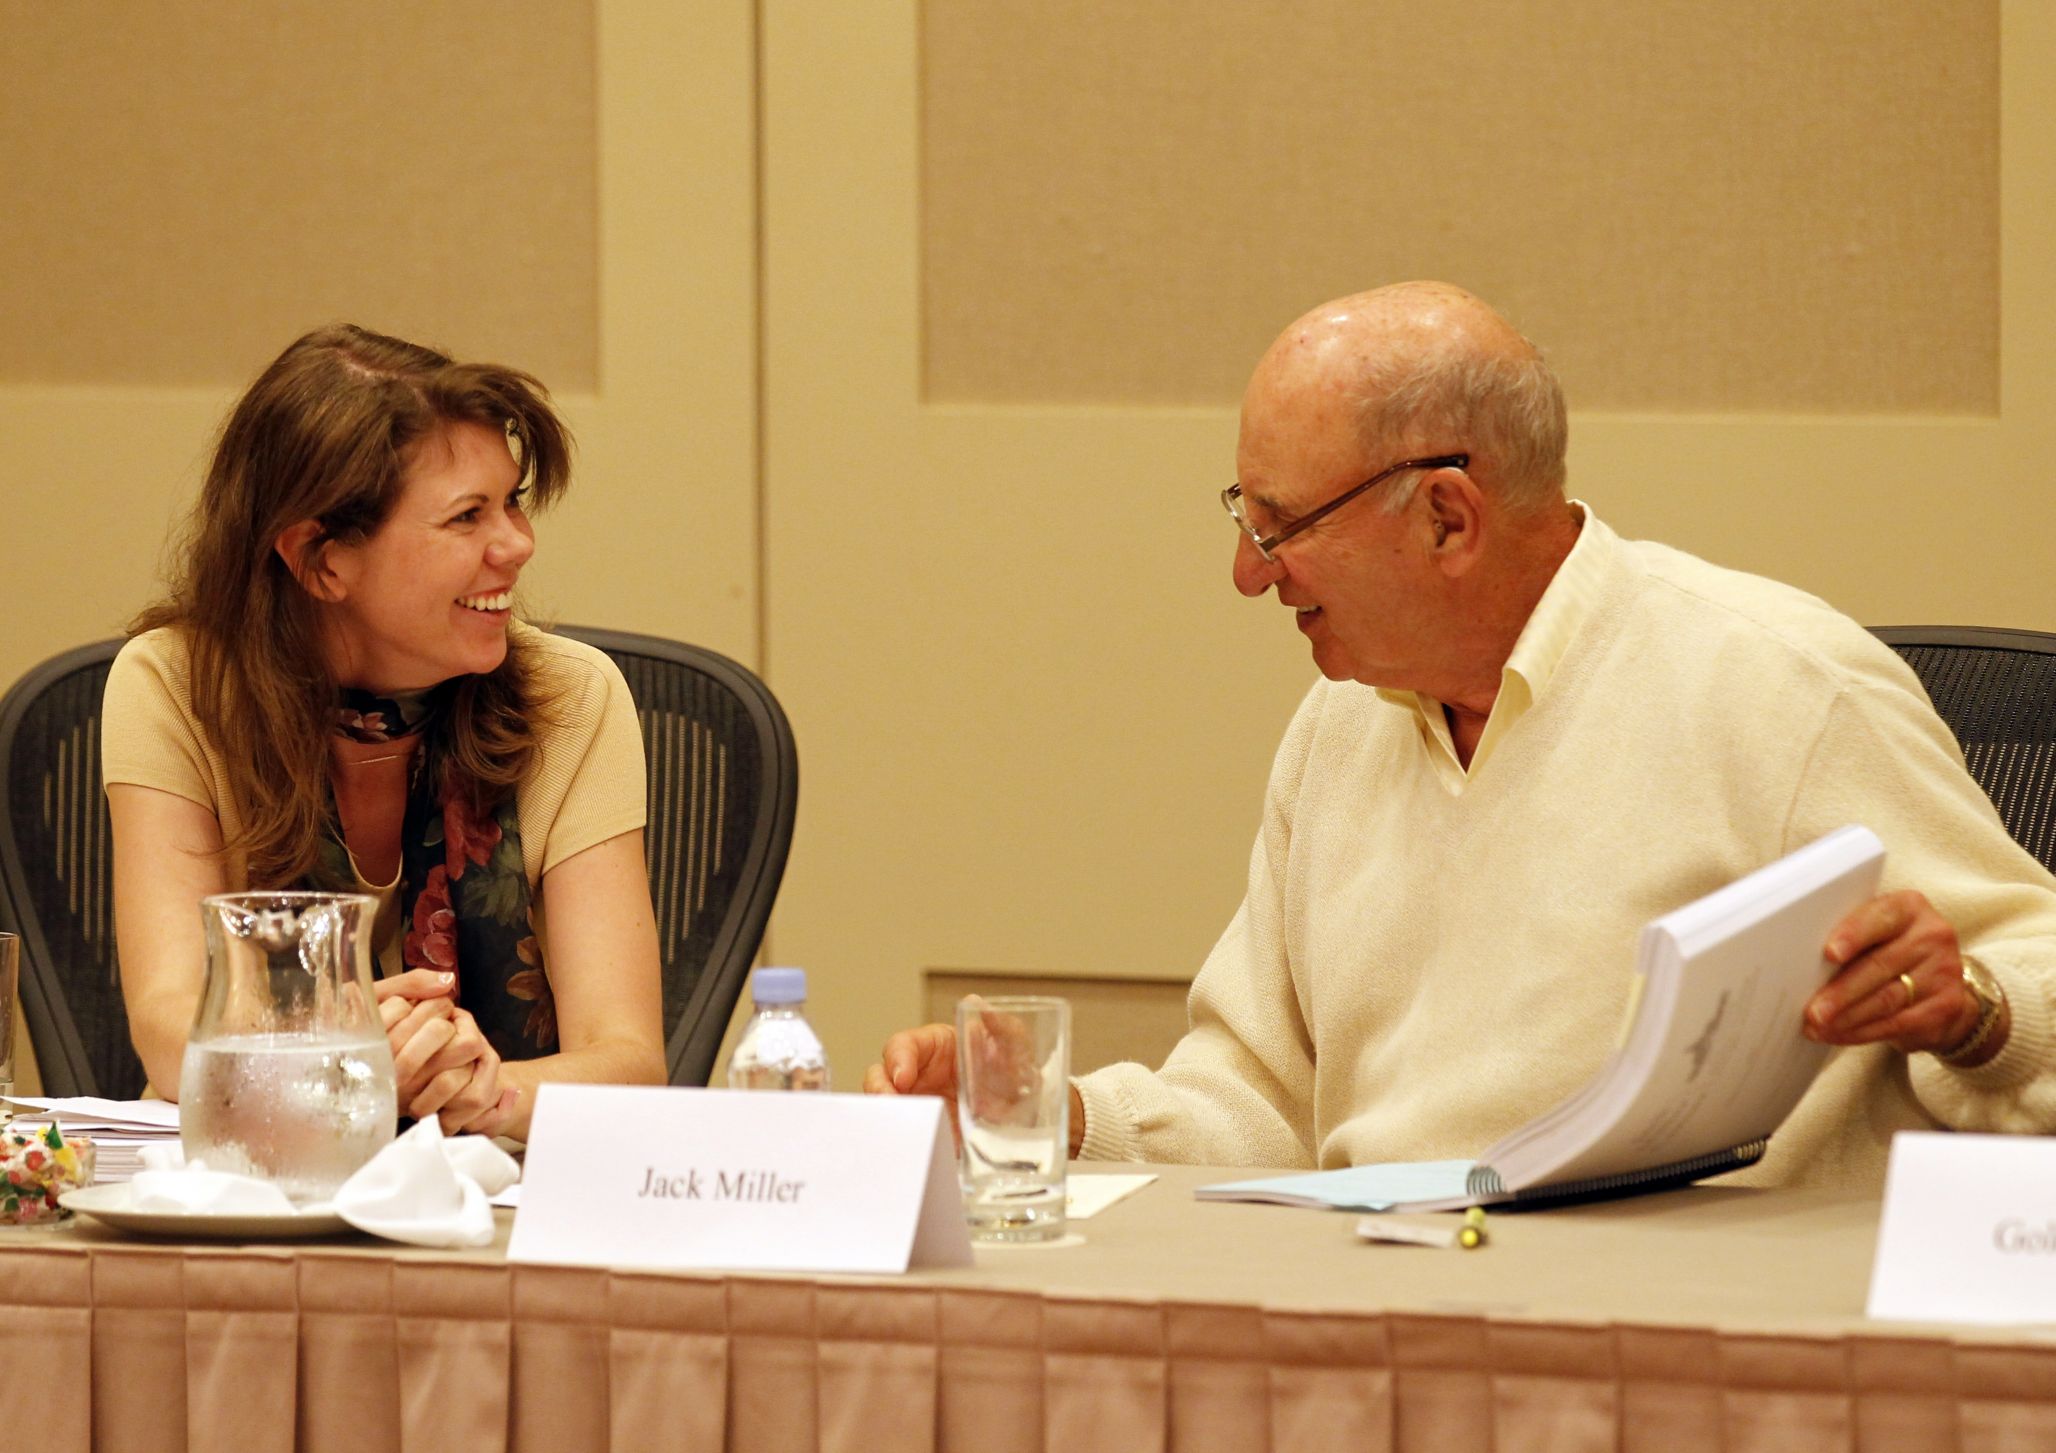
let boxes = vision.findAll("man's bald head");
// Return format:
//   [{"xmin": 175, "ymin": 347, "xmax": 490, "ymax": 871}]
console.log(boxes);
[{"xmin": 1248, "ymin": 282, "xmax": 1568, "ymax": 511}]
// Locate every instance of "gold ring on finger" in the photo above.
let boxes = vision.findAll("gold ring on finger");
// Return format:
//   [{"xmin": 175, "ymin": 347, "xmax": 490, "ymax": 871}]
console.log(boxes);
[{"xmin": 1899, "ymin": 972, "xmax": 1917, "ymax": 1009}]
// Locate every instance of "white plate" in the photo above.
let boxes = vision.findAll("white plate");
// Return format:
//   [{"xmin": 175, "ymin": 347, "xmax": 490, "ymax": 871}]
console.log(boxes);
[{"xmin": 59, "ymin": 1183, "xmax": 350, "ymax": 1239}]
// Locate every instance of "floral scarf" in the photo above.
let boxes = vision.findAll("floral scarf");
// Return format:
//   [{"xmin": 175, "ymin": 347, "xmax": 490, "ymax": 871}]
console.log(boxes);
[{"xmin": 314, "ymin": 687, "xmax": 557, "ymax": 1059}]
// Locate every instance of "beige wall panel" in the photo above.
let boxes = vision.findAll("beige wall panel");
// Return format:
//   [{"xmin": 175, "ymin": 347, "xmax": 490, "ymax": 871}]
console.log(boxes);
[
  {"xmin": 0, "ymin": 388, "xmax": 226, "ymax": 674},
  {"xmin": 922, "ymin": 0, "xmax": 1998, "ymax": 414},
  {"xmin": 0, "ymin": 3, "xmax": 598, "ymax": 391},
  {"xmin": 0, "ymin": 0, "xmax": 756, "ymax": 726},
  {"xmin": 516, "ymin": 0, "xmax": 759, "ymax": 665},
  {"xmin": 765, "ymin": 0, "xmax": 2053, "ymax": 1092}
]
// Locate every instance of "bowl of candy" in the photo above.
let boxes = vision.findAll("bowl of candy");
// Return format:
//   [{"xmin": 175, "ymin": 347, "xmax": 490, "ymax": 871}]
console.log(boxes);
[{"xmin": 1, "ymin": 1122, "xmax": 94, "ymax": 1225}]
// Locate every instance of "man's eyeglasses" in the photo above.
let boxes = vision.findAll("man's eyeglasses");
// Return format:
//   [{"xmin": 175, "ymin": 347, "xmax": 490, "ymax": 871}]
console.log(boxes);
[{"xmin": 1222, "ymin": 453, "xmax": 1468, "ymax": 563}]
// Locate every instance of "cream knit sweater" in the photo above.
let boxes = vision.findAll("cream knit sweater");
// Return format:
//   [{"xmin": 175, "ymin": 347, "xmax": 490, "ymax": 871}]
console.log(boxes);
[{"xmin": 1077, "ymin": 526, "xmax": 2056, "ymax": 1190}]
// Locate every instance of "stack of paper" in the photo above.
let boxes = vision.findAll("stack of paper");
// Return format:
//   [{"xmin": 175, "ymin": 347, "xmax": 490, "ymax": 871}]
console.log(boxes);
[{"xmin": 5, "ymin": 1097, "xmax": 182, "ymax": 1183}]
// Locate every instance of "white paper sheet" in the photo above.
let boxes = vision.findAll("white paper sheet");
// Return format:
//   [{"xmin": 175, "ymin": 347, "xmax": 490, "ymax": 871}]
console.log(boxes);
[{"xmin": 1067, "ymin": 1173, "xmax": 1155, "ymax": 1219}]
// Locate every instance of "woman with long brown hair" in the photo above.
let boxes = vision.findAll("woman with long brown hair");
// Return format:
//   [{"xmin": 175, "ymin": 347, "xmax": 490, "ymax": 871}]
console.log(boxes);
[{"xmin": 105, "ymin": 325, "xmax": 665, "ymax": 1138}]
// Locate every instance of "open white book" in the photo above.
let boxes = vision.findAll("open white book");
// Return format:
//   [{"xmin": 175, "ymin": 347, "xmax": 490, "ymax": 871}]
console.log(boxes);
[{"xmin": 1197, "ymin": 825, "xmax": 1887, "ymax": 1213}]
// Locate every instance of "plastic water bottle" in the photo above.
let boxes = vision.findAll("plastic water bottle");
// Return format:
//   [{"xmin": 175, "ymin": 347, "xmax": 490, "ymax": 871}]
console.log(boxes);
[{"xmin": 726, "ymin": 967, "xmax": 831, "ymax": 1090}]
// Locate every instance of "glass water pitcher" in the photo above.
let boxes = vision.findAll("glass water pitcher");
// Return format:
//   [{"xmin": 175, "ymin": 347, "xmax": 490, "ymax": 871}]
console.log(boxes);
[{"xmin": 182, "ymin": 892, "xmax": 397, "ymax": 1203}]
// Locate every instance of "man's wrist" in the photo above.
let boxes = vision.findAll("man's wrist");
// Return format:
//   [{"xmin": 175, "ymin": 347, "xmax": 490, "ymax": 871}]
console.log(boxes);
[{"xmin": 1932, "ymin": 961, "xmax": 2007, "ymax": 1068}]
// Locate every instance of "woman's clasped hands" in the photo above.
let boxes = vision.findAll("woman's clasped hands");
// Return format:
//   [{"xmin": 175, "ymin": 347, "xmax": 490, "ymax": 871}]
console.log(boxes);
[{"xmin": 374, "ymin": 969, "xmax": 520, "ymax": 1135}]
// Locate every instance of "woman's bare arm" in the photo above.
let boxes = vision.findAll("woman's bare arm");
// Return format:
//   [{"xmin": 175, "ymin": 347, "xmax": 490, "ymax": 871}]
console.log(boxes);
[
  {"xmin": 107, "ymin": 783, "xmax": 230, "ymax": 1098},
  {"xmin": 481, "ymin": 828, "xmax": 667, "ymax": 1138}
]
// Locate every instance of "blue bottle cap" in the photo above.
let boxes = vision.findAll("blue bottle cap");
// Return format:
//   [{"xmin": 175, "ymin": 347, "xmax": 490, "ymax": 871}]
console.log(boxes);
[{"xmin": 751, "ymin": 966, "xmax": 808, "ymax": 1004}]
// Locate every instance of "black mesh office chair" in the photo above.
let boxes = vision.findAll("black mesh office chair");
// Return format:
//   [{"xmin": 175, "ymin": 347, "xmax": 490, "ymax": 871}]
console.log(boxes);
[
  {"xmin": 0, "ymin": 639, "xmax": 136, "ymax": 1098},
  {"xmin": 0, "ymin": 628, "xmax": 795, "ymax": 1094},
  {"xmin": 1872, "ymin": 626, "xmax": 2056, "ymax": 875},
  {"xmin": 554, "ymin": 626, "xmax": 798, "ymax": 1085}
]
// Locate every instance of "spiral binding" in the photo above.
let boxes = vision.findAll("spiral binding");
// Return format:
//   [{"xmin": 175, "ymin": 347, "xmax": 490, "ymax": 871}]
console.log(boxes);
[{"xmin": 1465, "ymin": 1139, "xmax": 1769, "ymax": 1203}]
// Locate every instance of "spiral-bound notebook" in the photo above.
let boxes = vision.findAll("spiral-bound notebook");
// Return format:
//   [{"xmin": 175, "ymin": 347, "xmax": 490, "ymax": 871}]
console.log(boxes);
[{"xmin": 1196, "ymin": 825, "xmax": 1885, "ymax": 1214}]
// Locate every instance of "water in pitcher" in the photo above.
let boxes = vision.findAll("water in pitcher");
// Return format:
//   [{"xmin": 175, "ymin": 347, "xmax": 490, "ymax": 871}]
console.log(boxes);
[{"xmin": 180, "ymin": 1031, "xmax": 396, "ymax": 1203}]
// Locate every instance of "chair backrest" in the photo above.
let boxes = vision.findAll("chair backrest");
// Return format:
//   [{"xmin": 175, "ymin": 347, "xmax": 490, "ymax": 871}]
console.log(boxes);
[
  {"xmin": 1872, "ymin": 626, "xmax": 2056, "ymax": 875},
  {"xmin": 0, "ymin": 639, "xmax": 140, "ymax": 1098},
  {"xmin": 0, "ymin": 628, "xmax": 796, "ymax": 1095},
  {"xmin": 553, "ymin": 626, "xmax": 798, "ymax": 1085}
]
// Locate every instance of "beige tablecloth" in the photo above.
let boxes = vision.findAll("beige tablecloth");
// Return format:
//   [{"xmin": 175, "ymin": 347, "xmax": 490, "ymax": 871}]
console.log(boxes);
[{"xmin": 3, "ymin": 1165, "xmax": 2054, "ymax": 1452}]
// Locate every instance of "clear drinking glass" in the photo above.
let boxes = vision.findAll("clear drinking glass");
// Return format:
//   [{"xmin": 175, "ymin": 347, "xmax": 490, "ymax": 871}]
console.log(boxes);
[
  {"xmin": 956, "ymin": 994, "xmax": 1070, "ymax": 1242},
  {"xmin": 182, "ymin": 892, "xmax": 397, "ymax": 1203},
  {"xmin": 0, "ymin": 932, "xmax": 18, "ymax": 1118}
]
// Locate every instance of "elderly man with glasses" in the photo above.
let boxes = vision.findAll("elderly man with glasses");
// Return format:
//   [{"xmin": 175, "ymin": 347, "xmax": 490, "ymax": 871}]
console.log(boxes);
[{"xmin": 866, "ymin": 282, "xmax": 2056, "ymax": 1186}]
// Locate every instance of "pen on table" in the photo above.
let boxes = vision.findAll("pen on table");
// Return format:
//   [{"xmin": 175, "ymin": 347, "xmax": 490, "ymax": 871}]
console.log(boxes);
[{"xmin": 1354, "ymin": 1206, "xmax": 1489, "ymax": 1249}]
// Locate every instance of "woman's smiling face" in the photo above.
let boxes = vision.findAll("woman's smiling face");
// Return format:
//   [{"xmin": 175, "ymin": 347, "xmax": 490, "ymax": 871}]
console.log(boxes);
[{"xmin": 315, "ymin": 420, "xmax": 535, "ymax": 692}]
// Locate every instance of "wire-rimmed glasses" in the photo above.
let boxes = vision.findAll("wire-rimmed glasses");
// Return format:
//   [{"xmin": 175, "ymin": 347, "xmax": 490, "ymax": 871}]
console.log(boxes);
[{"xmin": 1223, "ymin": 453, "xmax": 1468, "ymax": 562}]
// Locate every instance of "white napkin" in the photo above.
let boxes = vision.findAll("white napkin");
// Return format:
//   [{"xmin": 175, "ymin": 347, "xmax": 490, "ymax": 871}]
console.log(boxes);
[
  {"xmin": 332, "ymin": 1118, "xmax": 520, "ymax": 1248},
  {"xmin": 130, "ymin": 1121, "xmax": 520, "ymax": 1247},
  {"xmin": 130, "ymin": 1163, "xmax": 298, "ymax": 1216},
  {"xmin": 138, "ymin": 1142, "xmax": 191, "ymax": 1172}
]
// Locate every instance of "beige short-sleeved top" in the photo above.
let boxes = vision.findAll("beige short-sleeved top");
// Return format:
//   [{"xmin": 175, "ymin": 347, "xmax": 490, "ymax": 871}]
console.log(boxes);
[{"xmin": 102, "ymin": 623, "xmax": 647, "ymax": 966}]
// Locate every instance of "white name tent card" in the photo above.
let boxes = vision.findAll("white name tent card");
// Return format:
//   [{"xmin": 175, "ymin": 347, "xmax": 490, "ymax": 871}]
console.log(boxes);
[
  {"xmin": 1868, "ymin": 1131, "xmax": 2056, "ymax": 1326},
  {"xmin": 508, "ymin": 1085, "xmax": 973, "ymax": 1274}
]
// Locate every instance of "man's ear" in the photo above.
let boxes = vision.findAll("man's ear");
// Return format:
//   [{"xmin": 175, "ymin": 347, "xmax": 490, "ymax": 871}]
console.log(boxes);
[
  {"xmin": 1425, "ymin": 469, "xmax": 1485, "ymax": 576},
  {"xmin": 274, "ymin": 520, "xmax": 344, "ymax": 602}
]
